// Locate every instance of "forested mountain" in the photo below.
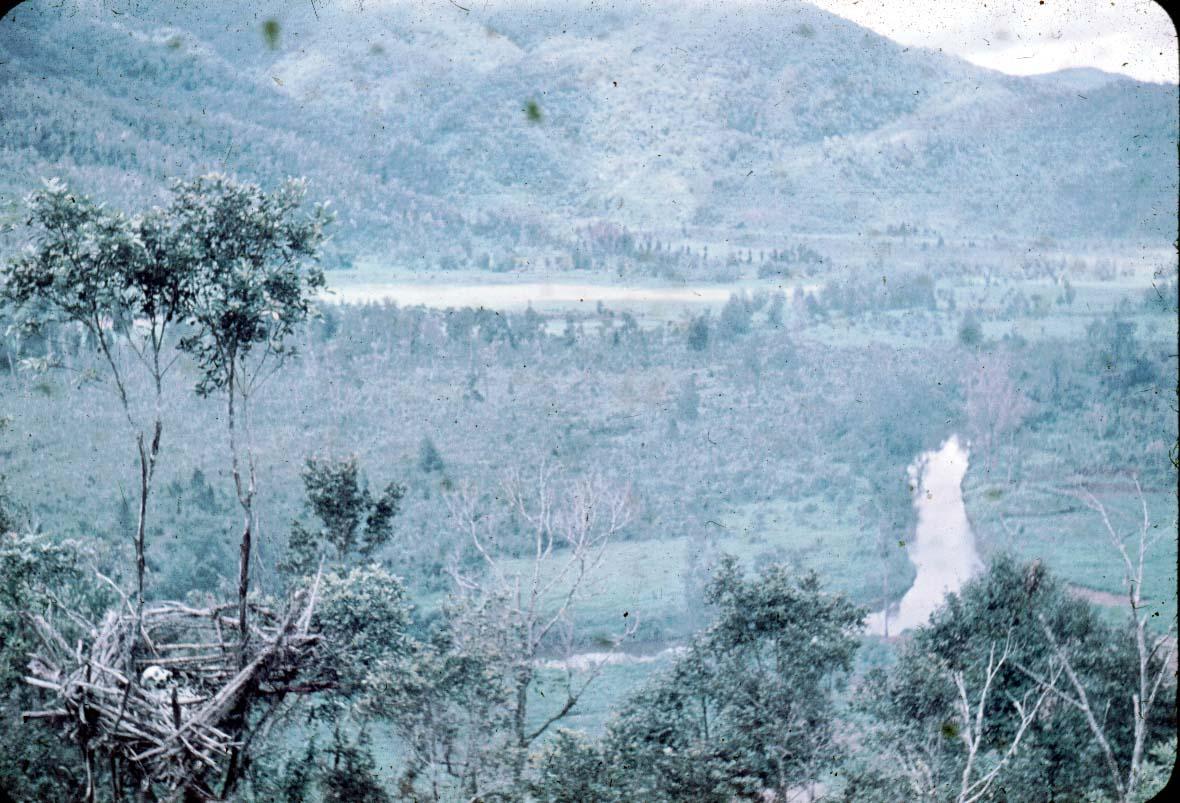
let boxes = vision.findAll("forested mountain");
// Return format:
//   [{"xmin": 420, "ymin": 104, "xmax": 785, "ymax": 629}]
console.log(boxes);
[{"xmin": 1, "ymin": 0, "xmax": 1176, "ymax": 269}]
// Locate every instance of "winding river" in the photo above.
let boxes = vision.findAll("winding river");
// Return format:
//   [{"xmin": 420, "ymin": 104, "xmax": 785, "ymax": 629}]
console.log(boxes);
[
  {"xmin": 866, "ymin": 434, "xmax": 982, "ymax": 636},
  {"xmin": 545, "ymin": 436, "xmax": 980, "ymax": 675}
]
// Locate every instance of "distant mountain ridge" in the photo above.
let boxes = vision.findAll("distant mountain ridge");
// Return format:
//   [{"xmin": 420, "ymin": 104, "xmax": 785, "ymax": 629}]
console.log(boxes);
[{"xmin": 1, "ymin": 0, "xmax": 1175, "ymax": 266}]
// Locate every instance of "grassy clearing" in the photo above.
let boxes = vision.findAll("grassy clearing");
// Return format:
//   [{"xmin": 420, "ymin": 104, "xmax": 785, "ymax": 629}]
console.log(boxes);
[
  {"xmin": 966, "ymin": 480, "xmax": 1177, "ymax": 626},
  {"xmin": 529, "ymin": 655, "xmax": 679, "ymax": 736},
  {"xmin": 495, "ymin": 495, "xmax": 916, "ymax": 644}
]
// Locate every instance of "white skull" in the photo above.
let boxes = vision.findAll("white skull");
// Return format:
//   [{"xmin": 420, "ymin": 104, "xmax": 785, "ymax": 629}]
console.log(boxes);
[{"xmin": 141, "ymin": 665, "xmax": 173, "ymax": 689}]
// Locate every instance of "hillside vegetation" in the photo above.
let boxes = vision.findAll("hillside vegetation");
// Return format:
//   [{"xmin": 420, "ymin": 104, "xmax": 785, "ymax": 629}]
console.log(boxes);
[{"xmin": 2, "ymin": 0, "xmax": 1176, "ymax": 270}]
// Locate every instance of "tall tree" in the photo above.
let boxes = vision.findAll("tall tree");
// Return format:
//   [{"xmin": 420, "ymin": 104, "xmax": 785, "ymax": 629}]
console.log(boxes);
[
  {"xmin": 718, "ymin": 292, "xmax": 752, "ymax": 339},
  {"xmin": 168, "ymin": 173, "xmax": 330, "ymax": 663},
  {"xmin": 3, "ymin": 178, "xmax": 197, "ymax": 611},
  {"xmin": 9, "ymin": 175, "xmax": 334, "ymax": 801},
  {"xmin": 687, "ymin": 312, "xmax": 710, "ymax": 352}
]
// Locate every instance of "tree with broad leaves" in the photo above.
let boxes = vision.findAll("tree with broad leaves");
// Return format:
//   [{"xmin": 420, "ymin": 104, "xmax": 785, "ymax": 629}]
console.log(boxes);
[
  {"xmin": 2, "ymin": 178, "xmax": 198, "ymax": 613},
  {"xmin": 283, "ymin": 456, "xmax": 405, "ymax": 576},
  {"xmin": 843, "ymin": 554, "xmax": 1174, "ymax": 803},
  {"xmin": 585, "ymin": 555, "xmax": 864, "ymax": 803},
  {"xmin": 166, "ymin": 173, "xmax": 331, "ymax": 665}
]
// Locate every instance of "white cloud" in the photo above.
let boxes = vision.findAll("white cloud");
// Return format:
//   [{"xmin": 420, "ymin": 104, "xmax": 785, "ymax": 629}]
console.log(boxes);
[{"xmin": 807, "ymin": 0, "xmax": 1178, "ymax": 83}]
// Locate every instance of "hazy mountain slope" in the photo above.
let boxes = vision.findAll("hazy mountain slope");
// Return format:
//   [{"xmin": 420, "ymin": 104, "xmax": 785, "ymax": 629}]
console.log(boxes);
[
  {"xmin": 1, "ymin": 0, "xmax": 1175, "ymax": 266},
  {"xmin": 0, "ymin": 1, "xmax": 487, "ymax": 263}
]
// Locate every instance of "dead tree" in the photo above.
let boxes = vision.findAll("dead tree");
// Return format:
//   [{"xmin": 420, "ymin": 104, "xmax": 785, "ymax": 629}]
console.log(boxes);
[
  {"xmin": 947, "ymin": 633, "xmax": 1061, "ymax": 803},
  {"xmin": 962, "ymin": 352, "xmax": 1034, "ymax": 481},
  {"xmin": 445, "ymin": 465, "xmax": 636, "ymax": 789},
  {"xmin": 1028, "ymin": 478, "xmax": 1177, "ymax": 802}
]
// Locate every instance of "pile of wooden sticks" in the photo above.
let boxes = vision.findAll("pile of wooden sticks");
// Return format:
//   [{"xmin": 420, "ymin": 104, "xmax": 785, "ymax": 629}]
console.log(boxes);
[{"xmin": 22, "ymin": 574, "xmax": 322, "ymax": 798}]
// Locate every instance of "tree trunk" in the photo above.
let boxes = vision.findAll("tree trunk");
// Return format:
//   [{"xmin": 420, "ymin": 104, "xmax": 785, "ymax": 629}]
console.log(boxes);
[
  {"xmin": 134, "ymin": 419, "xmax": 163, "ymax": 613},
  {"xmin": 226, "ymin": 360, "xmax": 254, "ymax": 668},
  {"xmin": 511, "ymin": 667, "xmax": 531, "ymax": 786},
  {"xmin": 135, "ymin": 433, "xmax": 148, "ymax": 611},
  {"xmin": 237, "ymin": 512, "xmax": 252, "ymax": 667},
  {"xmin": 880, "ymin": 522, "xmax": 891, "ymax": 639}
]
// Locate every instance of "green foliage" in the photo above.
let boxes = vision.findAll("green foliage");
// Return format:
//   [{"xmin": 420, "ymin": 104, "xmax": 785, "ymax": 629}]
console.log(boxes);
[
  {"xmin": 838, "ymin": 354, "xmax": 955, "ymax": 503},
  {"xmin": 817, "ymin": 272, "xmax": 938, "ymax": 317},
  {"xmin": 3, "ymin": 177, "xmax": 196, "ymax": 345},
  {"xmin": 1131, "ymin": 737, "xmax": 1176, "ymax": 802},
  {"xmin": 766, "ymin": 290, "xmax": 785, "ymax": 328},
  {"xmin": 0, "ymin": 491, "xmax": 89, "ymax": 802},
  {"xmin": 310, "ymin": 565, "xmax": 415, "ymax": 699},
  {"xmin": 319, "ymin": 728, "xmax": 392, "ymax": 803},
  {"xmin": 687, "ymin": 313, "xmax": 709, "ymax": 351},
  {"xmin": 846, "ymin": 556, "xmax": 1175, "ymax": 802},
  {"xmin": 603, "ymin": 556, "xmax": 865, "ymax": 801},
  {"xmin": 0, "ymin": 286, "xmax": 1172, "ymax": 798},
  {"xmin": 257, "ymin": 730, "xmax": 392, "ymax": 803},
  {"xmin": 167, "ymin": 173, "xmax": 330, "ymax": 397},
  {"xmin": 958, "ymin": 312, "xmax": 984, "ymax": 349},
  {"xmin": 718, "ymin": 292, "xmax": 752, "ymax": 338},
  {"xmin": 368, "ymin": 593, "xmax": 521, "ymax": 799},
  {"xmin": 530, "ymin": 729, "xmax": 618, "ymax": 802},
  {"xmin": 0, "ymin": 528, "xmax": 86, "ymax": 690},
  {"xmin": 0, "ymin": 473, "xmax": 17, "ymax": 536},
  {"xmin": 261, "ymin": 19, "xmax": 281, "ymax": 50},
  {"xmin": 674, "ymin": 373, "xmax": 700, "ymax": 422},
  {"xmin": 277, "ymin": 739, "xmax": 319, "ymax": 802},
  {"xmin": 253, "ymin": 567, "xmax": 414, "ymax": 801},
  {"xmin": 0, "ymin": 5, "xmax": 1174, "ymax": 799},
  {"xmin": 417, "ymin": 436, "xmax": 445, "ymax": 474},
  {"xmin": 1086, "ymin": 315, "xmax": 1158, "ymax": 392},
  {"xmin": 150, "ymin": 470, "xmax": 238, "ymax": 599},
  {"xmin": 286, "ymin": 456, "xmax": 405, "ymax": 574},
  {"xmin": 1, "ymin": 171, "xmax": 330, "ymax": 406}
]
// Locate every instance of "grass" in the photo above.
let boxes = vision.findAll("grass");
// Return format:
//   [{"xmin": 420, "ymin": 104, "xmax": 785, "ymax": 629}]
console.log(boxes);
[
  {"xmin": 529, "ymin": 654, "xmax": 680, "ymax": 736},
  {"xmin": 494, "ymin": 494, "xmax": 916, "ymax": 644},
  {"xmin": 965, "ymin": 472, "xmax": 1177, "ymax": 627}
]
